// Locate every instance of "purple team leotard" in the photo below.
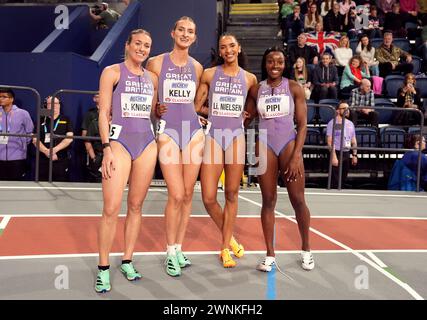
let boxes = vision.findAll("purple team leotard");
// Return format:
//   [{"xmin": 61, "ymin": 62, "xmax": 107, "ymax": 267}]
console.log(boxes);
[
  {"xmin": 256, "ymin": 77, "xmax": 296, "ymax": 156},
  {"xmin": 207, "ymin": 65, "xmax": 247, "ymax": 151},
  {"xmin": 158, "ymin": 53, "xmax": 201, "ymax": 150},
  {"xmin": 110, "ymin": 63, "xmax": 155, "ymax": 160}
]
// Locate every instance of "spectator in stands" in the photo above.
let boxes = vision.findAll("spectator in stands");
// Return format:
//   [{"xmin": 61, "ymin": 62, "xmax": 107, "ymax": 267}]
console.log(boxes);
[
  {"xmin": 402, "ymin": 134, "xmax": 427, "ymax": 191},
  {"xmin": 343, "ymin": 5, "xmax": 358, "ymax": 39},
  {"xmin": 356, "ymin": 34, "xmax": 379, "ymax": 76},
  {"xmin": 377, "ymin": 0, "xmax": 396, "ymax": 15},
  {"xmin": 418, "ymin": 0, "xmax": 427, "ymax": 25},
  {"xmin": 365, "ymin": 5, "xmax": 383, "ymax": 39},
  {"xmin": 82, "ymin": 93, "xmax": 102, "ymax": 182},
  {"xmin": 383, "ymin": 3, "xmax": 408, "ymax": 38},
  {"xmin": 324, "ymin": 2, "xmax": 344, "ymax": 32},
  {"xmin": 304, "ymin": 2, "xmax": 323, "ymax": 32},
  {"xmin": 349, "ymin": 78, "xmax": 379, "ymax": 128},
  {"xmin": 292, "ymin": 57, "xmax": 313, "ymax": 99},
  {"xmin": 340, "ymin": 55, "xmax": 370, "ymax": 96},
  {"xmin": 301, "ymin": 0, "xmax": 319, "ymax": 16},
  {"xmin": 334, "ymin": 35, "xmax": 352, "ymax": 76},
  {"xmin": 283, "ymin": 4, "xmax": 305, "ymax": 41},
  {"xmin": 0, "ymin": 88, "xmax": 34, "ymax": 181},
  {"xmin": 312, "ymin": 52, "xmax": 339, "ymax": 102},
  {"xmin": 33, "ymin": 96, "xmax": 73, "ymax": 181},
  {"xmin": 326, "ymin": 101, "xmax": 358, "ymax": 189},
  {"xmin": 399, "ymin": 0, "xmax": 419, "ymax": 20},
  {"xmin": 288, "ymin": 33, "xmax": 319, "ymax": 70},
  {"xmin": 339, "ymin": 0, "xmax": 356, "ymax": 15},
  {"xmin": 280, "ymin": 0, "xmax": 297, "ymax": 23},
  {"xmin": 375, "ymin": 32, "xmax": 414, "ymax": 78},
  {"xmin": 320, "ymin": 0, "xmax": 337, "ymax": 17},
  {"xmin": 89, "ymin": 2, "xmax": 121, "ymax": 30},
  {"xmin": 393, "ymin": 73, "xmax": 425, "ymax": 126}
]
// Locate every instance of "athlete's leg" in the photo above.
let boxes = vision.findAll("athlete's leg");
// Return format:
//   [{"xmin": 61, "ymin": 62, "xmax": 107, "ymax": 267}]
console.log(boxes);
[
  {"xmin": 278, "ymin": 140, "xmax": 311, "ymax": 251},
  {"xmin": 158, "ymin": 133, "xmax": 184, "ymax": 247},
  {"xmin": 222, "ymin": 134, "xmax": 245, "ymax": 251},
  {"xmin": 98, "ymin": 141, "xmax": 132, "ymax": 266},
  {"xmin": 257, "ymin": 141, "xmax": 279, "ymax": 257},
  {"xmin": 123, "ymin": 141, "xmax": 157, "ymax": 260},
  {"xmin": 175, "ymin": 129, "xmax": 205, "ymax": 246},
  {"xmin": 200, "ymin": 135, "xmax": 225, "ymax": 230}
]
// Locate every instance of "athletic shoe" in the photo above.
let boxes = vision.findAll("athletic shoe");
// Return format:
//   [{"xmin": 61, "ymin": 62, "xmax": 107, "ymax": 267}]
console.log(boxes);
[
  {"xmin": 95, "ymin": 269, "xmax": 111, "ymax": 293},
  {"xmin": 301, "ymin": 251, "xmax": 315, "ymax": 271},
  {"xmin": 176, "ymin": 250, "xmax": 191, "ymax": 268},
  {"xmin": 165, "ymin": 254, "xmax": 181, "ymax": 277},
  {"xmin": 256, "ymin": 257, "xmax": 276, "ymax": 272},
  {"xmin": 230, "ymin": 238, "xmax": 244, "ymax": 258},
  {"xmin": 120, "ymin": 262, "xmax": 142, "ymax": 281},
  {"xmin": 220, "ymin": 248, "xmax": 236, "ymax": 268}
]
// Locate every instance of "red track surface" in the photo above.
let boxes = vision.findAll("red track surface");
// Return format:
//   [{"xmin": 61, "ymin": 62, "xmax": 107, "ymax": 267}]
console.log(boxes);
[{"xmin": 0, "ymin": 216, "xmax": 426, "ymax": 256}]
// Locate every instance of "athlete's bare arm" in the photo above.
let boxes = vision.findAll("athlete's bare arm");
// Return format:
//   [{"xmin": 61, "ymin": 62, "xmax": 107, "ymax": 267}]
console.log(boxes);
[
  {"xmin": 244, "ymin": 83, "xmax": 260, "ymax": 128},
  {"xmin": 194, "ymin": 67, "xmax": 215, "ymax": 117}
]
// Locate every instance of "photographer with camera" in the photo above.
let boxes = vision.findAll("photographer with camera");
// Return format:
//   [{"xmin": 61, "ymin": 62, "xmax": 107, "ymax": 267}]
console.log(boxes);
[{"xmin": 89, "ymin": 2, "xmax": 120, "ymax": 30}]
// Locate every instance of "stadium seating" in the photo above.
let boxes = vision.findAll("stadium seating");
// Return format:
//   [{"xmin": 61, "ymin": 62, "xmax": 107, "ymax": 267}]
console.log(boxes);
[{"xmin": 385, "ymin": 75, "xmax": 405, "ymax": 98}]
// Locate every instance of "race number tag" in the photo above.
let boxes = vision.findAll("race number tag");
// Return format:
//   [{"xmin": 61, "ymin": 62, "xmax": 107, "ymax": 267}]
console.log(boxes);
[
  {"xmin": 0, "ymin": 135, "xmax": 8, "ymax": 145},
  {"xmin": 345, "ymin": 139, "xmax": 351, "ymax": 149},
  {"xmin": 109, "ymin": 124, "xmax": 122, "ymax": 140},
  {"xmin": 257, "ymin": 95, "xmax": 289, "ymax": 119},
  {"xmin": 163, "ymin": 79, "xmax": 196, "ymax": 104},
  {"xmin": 121, "ymin": 93, "xmax": 152, "ymax": 118},
  {"xmin": 211, "ymin": 93, "xmax": 244, "ymax": 118}
]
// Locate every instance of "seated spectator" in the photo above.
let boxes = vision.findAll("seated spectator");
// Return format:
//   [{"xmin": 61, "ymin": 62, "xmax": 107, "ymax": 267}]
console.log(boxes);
[
  {"xmin": 419, "ymin": 0, "xmax": 427, "ymax": 25},
  {"xmin": 0, "ymin": 88, "xmax": 34, "ymax": 181},
  {"xmin": 292, "ymin": 57, "xmax": 313, "ymax": 100},
  {"xmin": 320, "ymin": 0, "xmax": 337, "ymax": 17},
  {"xmin": 288, "ymin": 33, "xmax": 319, "ymax": 69},
  {"xmin": 393, "ymin": 73, "xmax": 425, "ymax": 126},
  {"xmin": 324, "ymin": 2, "xmax": 344, "ymax": 32},
  {"xmin": 365, "ymin": 5, "xmax": 383, "ymax": 39},
  {"xmin": 383, "ymin": 3, "xmax": 408, "ymax": 38},
  {"xmin": 399, "ymin": 0, "xmax": 419, "ymax": 22},
  {"xmin": 339, "ymin": 0, "xmax": 356, "ymax": 15},
  {"xmin": 348, "ymin": 78, "xmax": 379, "ymax": 128},
  {"xmin": 283, "ymin": 4, "xmax": 305, "ymax": 41},
  {"xmin": 378, "ymin": 0, "xmax": 396, "ymax": 15},
  {"xmin": 326, "ymin": 101, "xmax": 358, "ymax": 189},
  {"xmin": 306, "ymin": 22, "xmax": 340, "ymax": 56},
  {"xmin": 375, "ymin": 32, "xmax": 414, "ymax": 78},
  {"xmin": 340, "ymin": 55, "xmax": 370, "ymax": 96},
  {"xmin": 89, "ymin": 2, "xmax": 121, "ymax": 30},
  {"xmin": 343, "ymin": 5, "xmax": 359, "ymax": 39},
  {"xmin": 81, "ymin": 93, "xmax": 102, "ymax": 182},
  {"xmin": 312, "ymin": 52, "xmax": 339, "ymax": 102},
  {"xmin": 334, "ymin": 35, "xmax": 353, "ymax": 75},
  {"xmin": 304, "ymin": 2, "xmax": 323, "ymax": 32},
  {"xmin": 33, "ymin": 96, "xmax": 73, "ymax": 182},
  {"xmin": 280, "ymin": 0, "xmax": 297, "ymax": 23},
  {"xmin": 355, "ymin": 34, "xmax": 379, "ymax": 76},
  {"xmin": 301, "ymin": 0, "xmax": 318, "ymax": 15},
  {"xmin": 402, "ymin": 134, "xmax": 427, "ymax": 191}
]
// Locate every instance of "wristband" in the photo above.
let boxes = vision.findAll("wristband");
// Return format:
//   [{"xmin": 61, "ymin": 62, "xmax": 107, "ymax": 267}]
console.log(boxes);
[{"xmin": 102, "ymin": 142, "xmax": 111, "ymax": 150}]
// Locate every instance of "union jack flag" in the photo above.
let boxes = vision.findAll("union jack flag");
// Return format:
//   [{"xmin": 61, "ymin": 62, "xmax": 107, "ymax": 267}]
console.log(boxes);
[{"xmin": 305, "ymin": 31, "xmax": 341, "ymax": 55}]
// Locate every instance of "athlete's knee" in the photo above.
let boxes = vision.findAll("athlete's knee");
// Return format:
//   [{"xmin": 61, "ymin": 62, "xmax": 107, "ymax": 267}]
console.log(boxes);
[
  {"xmin": 183, "ymin": 188, "xmax": 194, "ymax": 205},
  {"xmin": 127, "ymin": 200, "xmax": 143, "ymax": 215},
  {"xmin": 290, "ymin": 195, "xmax": 307, "ymax": 212},
  {"xmin": 224, "ymin": 188, "xmax": 239, "ymax": 203},
  {"xmin": 262, "ymin": 193, "xmax": 277, "ymax": 210},
  {"xmin": 202, "ymin": 193, "xmax": 217, "ymax": 209},
  {"xmin": 169, "ymin": 190, "xmax": 185, "ymax": 206},
  {"xmin": 103, "ymin": 203, "xmax": 121, "ymax": 220}
]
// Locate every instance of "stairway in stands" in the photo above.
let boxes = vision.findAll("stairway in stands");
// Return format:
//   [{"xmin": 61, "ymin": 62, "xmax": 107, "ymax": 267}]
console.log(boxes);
[{"xmin": 226, "ymin": 0, "xmax": 282, "ymax": 80}]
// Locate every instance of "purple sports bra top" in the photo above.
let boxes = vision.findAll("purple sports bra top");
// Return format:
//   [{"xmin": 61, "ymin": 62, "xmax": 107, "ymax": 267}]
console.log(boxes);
[
  {"xmin": 256, "ymin": 77, "xmax": 295, "ymax": 133},
  {"xmin": 111, "ymin": 63, "xmax": 154, "ymax": 133},
  {"xmin": 158, "ymin": 53, "xmax": 198, "ymax": 124},
  {"xmin": 208, "ymin": 65, "xmax": 247, "ymax": 130}
]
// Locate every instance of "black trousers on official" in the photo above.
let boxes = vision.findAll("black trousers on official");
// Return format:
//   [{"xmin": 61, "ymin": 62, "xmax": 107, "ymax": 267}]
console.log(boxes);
[
  {"xmin": 38, "ymin": 157, "xmax": 70, "ymax": 182},
  {"xmin": 379, "ymin": 62, "xmax": 414, "ymax": 78},
  {"xmin": 0, "ymin": 160, "xmax": 26, "ymax": 181},
  {"xmin": 331, "ymin": 151, "xmax": 350, "ymax": 189}
]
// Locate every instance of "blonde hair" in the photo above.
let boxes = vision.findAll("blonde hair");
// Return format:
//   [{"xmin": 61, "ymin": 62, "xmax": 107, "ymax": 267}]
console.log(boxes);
[
  {"xmin": 294, "ymin": 57, "xmax": 308, "ymax": 82},
  {"xmin": 339, "ymin": 36, "xmax": 350, "ymax": 48}
]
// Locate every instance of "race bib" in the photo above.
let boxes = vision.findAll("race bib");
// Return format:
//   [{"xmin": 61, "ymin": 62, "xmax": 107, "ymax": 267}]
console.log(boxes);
[
  {"xmin": 257, "ymin": 95, "xmax": 289, "ymax": 119},
  {"xmin": 0, "ymin": 135, "xmax": 8, "ymax": 145},
  {"xmin": 211, "ymin": 93, "xmax": 244, "ymax": 118},
  {"xmin": 163, "ymin": 79, "xmax": 196, "ymax": 104},
  {"xmin": 121, "ymin": 93, "xmax": 152, "ymax": 118},
  {"xmin": 345, "ymin": 139, "xmax": 351, "ymax": 149},
  {"xmin": 109, "ymin": 124, "xmax": 122, "ymax": 140}
]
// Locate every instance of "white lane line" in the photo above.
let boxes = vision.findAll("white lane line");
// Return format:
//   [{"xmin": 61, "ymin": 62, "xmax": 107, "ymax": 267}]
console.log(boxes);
[
  {"xmin": 238, "ymin": 194, "xmax": 424, "ymax": 301},
  {"xmin": 366, "ymin": 251, "xmax": 388, "ymax": 268},
  {"xmin": 309, "ymin": 216, "xmax": 427, "ymax": 220},
  {"xmin": 2, "ymin": 249, "xmax": 427, "ymax": 261},
  {"xmin": 0, "ymin": 216, "xmax": 11, "ymax": 233},
  {"xmin": 0, "ymin": 185, "xmax": 426, "ymax": 198}
]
